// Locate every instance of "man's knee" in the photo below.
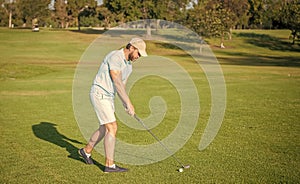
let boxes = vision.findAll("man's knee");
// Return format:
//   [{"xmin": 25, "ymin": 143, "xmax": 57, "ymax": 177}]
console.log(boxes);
[{"xmin": 105, "ymin": 122, "xmax": 117, "ymax": 136}]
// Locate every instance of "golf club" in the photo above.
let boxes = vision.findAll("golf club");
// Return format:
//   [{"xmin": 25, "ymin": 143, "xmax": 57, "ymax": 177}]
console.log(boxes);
[{"xmin": 133, "ymin": 114, "xmax": 190, "ymax": 170}]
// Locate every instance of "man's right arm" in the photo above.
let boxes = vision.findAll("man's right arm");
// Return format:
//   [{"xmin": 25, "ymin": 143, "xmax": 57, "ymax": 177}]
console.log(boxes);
[{"xmin": 110, "ymin": 70, "xmax": 135, "ymax": 116}]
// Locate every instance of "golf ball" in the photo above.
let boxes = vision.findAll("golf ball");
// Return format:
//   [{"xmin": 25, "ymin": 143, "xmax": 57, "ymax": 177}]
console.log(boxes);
[{"xmin": 179, "ymin": 168, "xmax": 183, "ymax": 172}]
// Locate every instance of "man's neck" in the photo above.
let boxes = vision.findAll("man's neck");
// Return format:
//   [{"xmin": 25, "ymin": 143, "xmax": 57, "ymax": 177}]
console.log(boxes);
[{"xmin": 123, "ymin": 48, "xmax": 130, "ymax": 61}]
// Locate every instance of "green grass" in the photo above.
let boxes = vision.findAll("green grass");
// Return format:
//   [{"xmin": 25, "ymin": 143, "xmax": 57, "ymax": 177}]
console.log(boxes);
[{"xmin": 0, "ymin": 28, "xmax": 299, "ymax": 183}]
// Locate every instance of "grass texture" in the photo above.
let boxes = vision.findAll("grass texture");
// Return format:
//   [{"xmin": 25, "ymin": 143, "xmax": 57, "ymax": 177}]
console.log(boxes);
[{"xmin": 0, "ymin": 27, "xmax": 299, "ymax": 183}]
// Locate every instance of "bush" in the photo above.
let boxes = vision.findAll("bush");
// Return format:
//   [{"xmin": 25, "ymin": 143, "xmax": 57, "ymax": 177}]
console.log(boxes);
[{"xmin": 80, "ymin": 16, "xmax": 100, "ymax": 27}]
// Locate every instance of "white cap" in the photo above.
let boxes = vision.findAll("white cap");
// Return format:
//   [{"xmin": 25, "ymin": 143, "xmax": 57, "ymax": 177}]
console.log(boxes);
[{"xmin": 129, "ymin": 38, "xmax": 147, "ymax": 57}]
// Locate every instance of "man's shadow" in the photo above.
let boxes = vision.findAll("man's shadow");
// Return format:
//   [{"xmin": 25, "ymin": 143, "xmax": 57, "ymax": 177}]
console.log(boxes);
[{"xmin": 32, "ymin": 122, "xmax": 105, "ymax": 171}]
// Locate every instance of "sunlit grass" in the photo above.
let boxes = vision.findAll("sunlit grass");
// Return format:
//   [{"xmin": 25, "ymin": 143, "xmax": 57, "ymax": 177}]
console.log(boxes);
[{"xmin": 0, "ymin": 28, "xmax": 299, "ymax": 183}]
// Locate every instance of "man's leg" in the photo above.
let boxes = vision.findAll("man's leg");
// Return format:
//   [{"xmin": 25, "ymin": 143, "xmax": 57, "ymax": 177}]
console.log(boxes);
[
  {"xmin": 85, "ymin": 125, "xmax": 106, "ymax": 154},
  {"xmin": 79, "ymin": 125, "xmax": 106, "ymax": 164},
  {"xmin": 104, "ymin": 121, "xmax": 117, "ymax": 167},
  {"xmin": 103, "ymin": 121, "xmax": 128, "ymax": 173}
]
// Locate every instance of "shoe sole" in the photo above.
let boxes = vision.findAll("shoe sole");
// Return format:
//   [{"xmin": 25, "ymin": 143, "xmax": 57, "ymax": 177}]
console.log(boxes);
[
  {"xmin": 104, "ymin": 170, "xmax": 128, "ymax": 173},
  {"xmin": 104, "ymin": 166, "xmax": 128, "ymax": 173}
]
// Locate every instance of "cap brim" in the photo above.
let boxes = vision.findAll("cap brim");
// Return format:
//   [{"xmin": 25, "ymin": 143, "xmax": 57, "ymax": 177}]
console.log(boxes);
[{"xmin": 139, "ymin": 50, "xmax": 147, "ymax": 57}]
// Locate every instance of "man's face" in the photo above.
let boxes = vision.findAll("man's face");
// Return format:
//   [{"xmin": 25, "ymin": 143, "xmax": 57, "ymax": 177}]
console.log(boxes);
[{"xmin": 128, "ymin": 46, "xmax": 141, "ymax": 62}]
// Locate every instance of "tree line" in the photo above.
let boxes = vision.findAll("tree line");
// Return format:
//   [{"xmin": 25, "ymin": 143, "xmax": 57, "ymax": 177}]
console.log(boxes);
[{"xmin": 1, "ymin": 0, "xmax": 299, "ymax": 44}]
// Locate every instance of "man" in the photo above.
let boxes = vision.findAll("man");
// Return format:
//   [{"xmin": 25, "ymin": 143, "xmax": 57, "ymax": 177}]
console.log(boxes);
[{"xmin": 78, "ymin": 38, "xmax": 147, "ymax": 173}]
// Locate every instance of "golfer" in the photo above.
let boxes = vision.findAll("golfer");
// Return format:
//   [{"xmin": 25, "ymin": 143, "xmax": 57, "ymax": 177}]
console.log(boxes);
[{"xmin": 79, "ymin": 38, "xmax": 147, "ymax": 173}]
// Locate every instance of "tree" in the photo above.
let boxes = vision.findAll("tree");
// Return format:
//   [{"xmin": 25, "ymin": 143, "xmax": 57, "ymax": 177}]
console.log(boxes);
[
  {"xmin": 230, "ymin": 0, "xmax": 250, "ymax": 29},
  {"xmin": 262, "ymin": 0, "xmax": 282, "ymax": 29},
  {"xmin": 205, "ymin": 1, "xmax": 235, "ymax": 47},
  {"xmin": 103, "ymin": 0, "xmax": 190, "ymax": 36},
  {"xmin": 96, "ymin": 5, "xmax": 114, "ymax": 29},
  {"xmin": 103, "ymin": 0, "xmax": 130, "ymax": 23},
  {"xmin": 66, "ymin": 0, "xmax": 97, "ymax": 30},
  {"xmin": 1, "ymin": 0, "xmax": 17, "ymax": 28},
  {"xmin": 185, "ymin": 0, "xmax": 208, "ymax": 36},
  {"xmin": 247, "ymin": 0, "xmax": 281, "ymax": 29},
  {"xmin": 248, "ymin": 0, "xmax": 264, "ymax": 28},
  {"xmin": 280, "ymin": 0, "xmax": 300, "ymax": 44},
  {"xmin": 53, "ymin": 0, "xmax": 70, "ymax": 28},
  {"xmin": 188, "ymin": 0, "xmax": 248, "ymax": 48},
  {"xmin": 154, "ymin": 0, "xmax": 190, "ymax": 26},
  {"xmin": 142, "ymin": 0, "xmax": 190, "ymax": 36},
  {"xmin": 16, "ymin": 0, "xmax": 51, "ymax": 27}
]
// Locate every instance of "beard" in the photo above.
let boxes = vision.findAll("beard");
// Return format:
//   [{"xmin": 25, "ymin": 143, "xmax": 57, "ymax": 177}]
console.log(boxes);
[{"xmin": 128, "ymin": 52, "xmax": 136, "ymax": 61}]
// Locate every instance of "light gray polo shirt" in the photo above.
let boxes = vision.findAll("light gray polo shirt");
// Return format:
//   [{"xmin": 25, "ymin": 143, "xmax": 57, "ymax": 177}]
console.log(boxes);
[{"xmin": 92, "ymin": 48, "xmax": 132, "ymax": 97}]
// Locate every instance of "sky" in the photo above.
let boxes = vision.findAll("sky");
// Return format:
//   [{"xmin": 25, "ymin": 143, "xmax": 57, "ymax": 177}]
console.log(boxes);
[{"xmin": 97, "ymin": 0, "xmax": 103, "ymax": 5}]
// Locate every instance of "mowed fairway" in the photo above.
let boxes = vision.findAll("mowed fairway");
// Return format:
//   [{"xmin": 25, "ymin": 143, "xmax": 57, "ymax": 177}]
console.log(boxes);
[{"xmin": 0, "ymin": 28, "xmax": 299, "ymax": 183}]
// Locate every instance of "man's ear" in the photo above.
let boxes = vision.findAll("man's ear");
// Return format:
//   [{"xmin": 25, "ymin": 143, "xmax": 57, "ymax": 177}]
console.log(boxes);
[{"xmin": 129, "ymin": 45, "xmax": 135, "ymax": 51}]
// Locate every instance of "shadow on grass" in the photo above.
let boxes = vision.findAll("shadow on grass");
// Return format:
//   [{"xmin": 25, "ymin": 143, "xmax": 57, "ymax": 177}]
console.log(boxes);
[
  {"xmin": 235, "ymin": 32, "xmax": 300, "ymax": 52},
  {"xmin": 69, "ymin": 28, "xmax": 146, "ymax": 37},
  {"xmin": 32, "ymin": 122, "xmax": 105, "ymax": 171},
  {"xmin": 69, "ymin": 28, "xmax": 106, "ymax": 35},
  {"xmin": 215, "ymin": 50, "xmax": 300, "ymax": 67}
]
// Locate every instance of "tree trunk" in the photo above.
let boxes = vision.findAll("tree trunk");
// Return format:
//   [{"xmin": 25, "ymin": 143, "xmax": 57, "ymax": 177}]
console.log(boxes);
[
  {"xmin": 292, "ymin": 30, "xmax": 296, "ymax": 45},
  {"xmin": 146, "ymin": 19, "xmax": 151, "ymax": 38},
  {"xmin": 8, "ymin": 10, "xmax": 12, "ymax": 28},
  {"xmin": 229, "ymin": 28, "xmax": 232, "ymax": 40},
  {"xmin": 220, "ymin": 32, "xmax": 225, "ymax": 48},
  {"xmin": 156, "ymin": 19, "xmax": 160, "ymax": 32},
  {"xmin": 77, "ymin": 16, "xmax": 81, "ymax": 31}
]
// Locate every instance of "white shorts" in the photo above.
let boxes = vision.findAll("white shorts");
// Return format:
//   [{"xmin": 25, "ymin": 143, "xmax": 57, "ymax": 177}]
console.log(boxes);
[{"xmin": 90, "ymin": 91, "xmax": 116, "ymax": 125}]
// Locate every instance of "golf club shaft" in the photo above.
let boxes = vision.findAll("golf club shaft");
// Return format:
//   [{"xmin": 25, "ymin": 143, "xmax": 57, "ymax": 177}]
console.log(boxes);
[{"xmin": 133, "ymin": 114, "xmax": 186, "ymax": 168}]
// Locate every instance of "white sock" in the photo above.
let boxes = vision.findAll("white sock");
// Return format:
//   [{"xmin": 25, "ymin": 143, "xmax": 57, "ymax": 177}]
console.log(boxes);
[
  {"xmin": 109, "ymin": 164, "xmax": 116, "ymax": 168},
  {"xmin": 84, "ymin": 150, "xmax": 91, "ymax": 158}
]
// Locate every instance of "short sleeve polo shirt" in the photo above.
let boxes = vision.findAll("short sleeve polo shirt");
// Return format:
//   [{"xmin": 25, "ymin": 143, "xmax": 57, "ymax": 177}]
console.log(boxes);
[{"xmin": 92, "ymin": 49, "xmax": 132, "ymax": 97}]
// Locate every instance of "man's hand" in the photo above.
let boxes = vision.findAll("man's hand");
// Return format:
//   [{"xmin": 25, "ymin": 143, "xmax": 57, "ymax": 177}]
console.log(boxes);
[{"xmin": 125, "ymin": 102, "xmax": 135, "ymax": 116}]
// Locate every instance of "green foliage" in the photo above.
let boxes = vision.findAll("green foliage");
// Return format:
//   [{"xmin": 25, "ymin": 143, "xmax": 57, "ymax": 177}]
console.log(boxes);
[
  {"xmin": 0, "ymin": 0, "xmax": 299, "ymax": 41},
  {"xmin": 103, "ymin": 0, "xmax": 189, "ymax": 23},
  {"xmin": 186, "ymin": 0, "xmax": 249, "ymax": 45},
  {"xmin": 96, "ymin": 6, "xmax": 114, "ymax": 28},
  {"xmin": 53, "ymin": 0, "xmax": 69, "ymax": 28},
  {"xmin": 64, "ymin": 0, "xmax": 97, "ymax": 30},
  {"xmin": 0, "ymin": 4, "xmax": 7, "ymax": 26},
  {"xmin": 79, "ymin": 15, "xmax": 100, "ymax": 27},
  {"xmin": 0, "ymin": 0, "xmax": 18, "ymax": 27},
  {"xmin": 16, "ymin": 0, "xmax": 51, "ymax": 26},
  {"xmin": 279, "ymin": 0, "xmax": 300, "ymax": 44}
]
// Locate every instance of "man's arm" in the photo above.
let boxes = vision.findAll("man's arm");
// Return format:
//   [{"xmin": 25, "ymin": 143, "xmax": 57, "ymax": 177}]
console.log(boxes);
[{"xmin": 110, "ymin": 70, "xmax": 135, "ymax": 116}]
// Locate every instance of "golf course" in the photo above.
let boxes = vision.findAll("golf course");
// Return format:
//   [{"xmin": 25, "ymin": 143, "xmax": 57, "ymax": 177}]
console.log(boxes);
[{"xmin": 0, "ymin": 27, "xmax": 299, "ymax": 183}]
